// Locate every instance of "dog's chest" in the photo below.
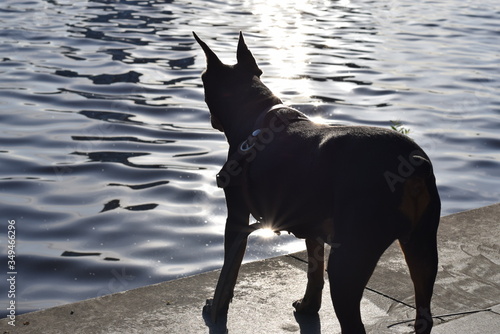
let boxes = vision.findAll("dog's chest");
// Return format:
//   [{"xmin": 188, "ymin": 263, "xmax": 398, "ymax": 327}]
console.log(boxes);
[{"xmin": 244, "ymin": 129, "xmax": 333, "ymax": 235}]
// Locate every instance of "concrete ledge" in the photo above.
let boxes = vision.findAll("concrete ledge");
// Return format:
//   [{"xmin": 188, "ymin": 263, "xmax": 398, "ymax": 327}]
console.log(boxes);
[
  {"xmin": 2, "ymin": 203, "xmax": 499, "ymax": 333},
  {"xmin": 432, "ymin": 304, "xmax": 500, "ymax": 334}
]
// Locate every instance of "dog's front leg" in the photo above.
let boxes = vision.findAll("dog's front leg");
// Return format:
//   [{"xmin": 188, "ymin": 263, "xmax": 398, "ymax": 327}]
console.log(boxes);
[
  {"xmin": 293, "ymin": 238, "xmax": 325, "ymax": 314},
  {"xmin": 208, "ymin": 186, "xmax": 250, "ymax": 322}
]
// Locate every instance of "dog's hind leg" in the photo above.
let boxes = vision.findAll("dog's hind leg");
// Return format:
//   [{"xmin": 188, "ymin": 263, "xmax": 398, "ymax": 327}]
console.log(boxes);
[
  {"xmin": 400, "ymin": 235, "xmax": 437, "ymax": 334},
  {"xmin": 327, "ymin": 235, "xmax": 393, "ymax": 334},
  {"xmin": 399, "ymin": 176, "xmax": 440, "ymax": 334},
  {"xmin": 399, "ymin": 204, "xmax": 440, "ymax": 334},
  {"xmin": 293, "ymin": 238, "xmax": 325, "ymax": 314}
]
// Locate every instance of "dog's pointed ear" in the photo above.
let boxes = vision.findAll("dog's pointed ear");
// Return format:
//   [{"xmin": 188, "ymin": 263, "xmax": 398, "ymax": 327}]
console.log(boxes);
[
  {"xmin": 193, "ymin": 32, "xmax": 224, "ymax": 69},
  {"xmin": 236, "ymin": 32, "xmax": 263, "ymax": 77}
]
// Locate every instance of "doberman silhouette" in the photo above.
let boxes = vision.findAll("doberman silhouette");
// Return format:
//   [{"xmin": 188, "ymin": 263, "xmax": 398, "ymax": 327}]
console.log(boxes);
[{"xmin": 194, "ymin": 32, "xmax": 440, "ymax": 334}]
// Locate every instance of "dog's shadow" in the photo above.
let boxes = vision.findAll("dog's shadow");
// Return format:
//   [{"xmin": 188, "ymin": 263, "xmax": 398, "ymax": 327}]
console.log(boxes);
[{"xmin": 202, "ymin": 303, "xmax": 322, "ymax": 334}]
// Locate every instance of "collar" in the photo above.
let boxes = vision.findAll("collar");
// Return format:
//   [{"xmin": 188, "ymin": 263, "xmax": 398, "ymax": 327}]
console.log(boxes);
[
  {"xmin": 252, "ymin": 103, "xmax": 288, "ymax": 129},
  {"xmin": 217, "ymin": 104, "xmax": 309, "ymax": 188},
  {"xmin": 237, "ymin": 103, "xmax": 289, "ymax": 152}
]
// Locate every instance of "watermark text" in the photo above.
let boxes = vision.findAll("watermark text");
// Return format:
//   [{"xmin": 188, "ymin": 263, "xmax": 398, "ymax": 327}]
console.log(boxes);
[{"xmin": 6, "ymin": 219, "xmax": 17, "ymax": 326}]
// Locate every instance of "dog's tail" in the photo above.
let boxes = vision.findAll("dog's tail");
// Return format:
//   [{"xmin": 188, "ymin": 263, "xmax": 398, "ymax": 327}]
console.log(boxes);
[{"xmin": 411, "ymin": 155, "xmax": 433, "ymax": 178}]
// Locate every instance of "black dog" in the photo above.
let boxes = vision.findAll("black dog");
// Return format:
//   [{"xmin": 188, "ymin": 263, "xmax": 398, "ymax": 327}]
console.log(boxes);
[{"xmin": 194, "ymin": 32, "xmax": 440, "ymax": 334}]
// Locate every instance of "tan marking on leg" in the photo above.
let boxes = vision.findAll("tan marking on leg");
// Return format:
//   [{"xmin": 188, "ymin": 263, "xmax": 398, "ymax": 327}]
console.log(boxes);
[{"xmin": 399, "ymin": 177, "xmax": 430, "ymax": 228}]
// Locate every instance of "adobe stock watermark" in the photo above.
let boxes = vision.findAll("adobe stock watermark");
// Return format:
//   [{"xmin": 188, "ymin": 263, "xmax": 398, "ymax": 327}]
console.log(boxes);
[
  {"xmin": 306, "ymin": 235, "xmax": 341, "ymax": 274},
  {"xmin": 6, "ymin": 219, "xmax": 17, "ymax": 326},
  {"xmin": 94, "ymin": 268, "xmax": 135, "ymax": 306},
  {"xmin": 216, "ymin": 108, "xmax": 295, "ymax": 188},
  {"xmin": 384, "ymin": 150, "xmax": 428, "ymax": 192}
]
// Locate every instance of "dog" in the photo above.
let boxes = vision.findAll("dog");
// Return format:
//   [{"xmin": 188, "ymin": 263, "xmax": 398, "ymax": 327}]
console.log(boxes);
[{"xmin": 193, "ymin": 32, "xmax": 440, "ymax": 334}]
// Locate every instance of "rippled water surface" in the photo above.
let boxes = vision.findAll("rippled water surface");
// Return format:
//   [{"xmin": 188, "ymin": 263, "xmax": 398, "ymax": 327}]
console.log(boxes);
[{"xmin": 1, "ymin": 0, "xmax": 499, "ymax": 315}]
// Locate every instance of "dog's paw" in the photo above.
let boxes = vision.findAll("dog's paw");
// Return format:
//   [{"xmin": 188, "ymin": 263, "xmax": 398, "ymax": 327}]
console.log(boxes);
[
  {"xmin": 203, "ymin": 298, "xmax": 230, "ymax": 324},
  {"xmin": 293, "ymin": 298, "xmax": 321, "ymax": 315},
  {"xmin": 203, "ymin": 299, "xmax": 229, "ymax": 332}
]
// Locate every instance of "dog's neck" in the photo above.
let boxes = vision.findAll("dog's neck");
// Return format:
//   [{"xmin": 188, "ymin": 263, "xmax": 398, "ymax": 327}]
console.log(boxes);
[
  {"xmin": 224, "ymin": 102, "xmax": 281, "ymax": 152},
  {"xmin": 219, "ymin": 78, "xmax": 282, "ymax": 151}
]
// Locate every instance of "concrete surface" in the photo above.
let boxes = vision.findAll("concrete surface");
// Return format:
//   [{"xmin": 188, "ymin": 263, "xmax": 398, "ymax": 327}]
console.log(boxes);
[{"xmin": 1, "ymin": 203, "xmax": 499, "ymax": 333}]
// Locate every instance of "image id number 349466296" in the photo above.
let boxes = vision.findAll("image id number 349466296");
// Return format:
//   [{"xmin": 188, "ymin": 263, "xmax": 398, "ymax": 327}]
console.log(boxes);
[{"xmin": 7, "ymin": 219, "xmax": 17, "ymax": 326}]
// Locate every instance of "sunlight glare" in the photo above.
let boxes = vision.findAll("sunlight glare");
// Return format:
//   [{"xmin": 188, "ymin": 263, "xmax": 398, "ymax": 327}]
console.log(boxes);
[
  {"xmin": 249, "ymin": 0, "xmax": 312, "ymax": 79},
  {"xmin": 245, "ymin": 0, "xmax": 332, "ymax": 103},
  {"xmin": 252, "ymin": 227, "xmax": 277, "ymax": 238}
]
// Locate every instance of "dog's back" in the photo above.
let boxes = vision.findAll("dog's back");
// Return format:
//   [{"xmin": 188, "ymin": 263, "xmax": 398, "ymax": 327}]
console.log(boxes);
[{"xmin": 245, "ymin": 115, "xmax": 438, "ymax": 241}]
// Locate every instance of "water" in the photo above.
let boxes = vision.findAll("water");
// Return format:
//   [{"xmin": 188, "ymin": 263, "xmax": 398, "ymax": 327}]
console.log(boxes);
[{"xmin": 1, "ymin": 0, "xmax": 499, "ymax": 316}]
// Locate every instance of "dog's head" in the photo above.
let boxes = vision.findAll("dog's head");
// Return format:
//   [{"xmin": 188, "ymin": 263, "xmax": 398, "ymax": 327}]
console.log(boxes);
[{"xmin": 193, "ymin": 32, "xmax": 279, "ymax": 134}]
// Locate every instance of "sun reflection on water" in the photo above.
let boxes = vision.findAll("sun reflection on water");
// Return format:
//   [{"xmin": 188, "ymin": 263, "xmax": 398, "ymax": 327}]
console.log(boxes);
[
  {"xmin": 244, "ymin": 0, "xmax": 342, "ymax": 103},
  {"xmin": 249, "ymin": 0, "xmax": 312, "ymax": 77}
]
